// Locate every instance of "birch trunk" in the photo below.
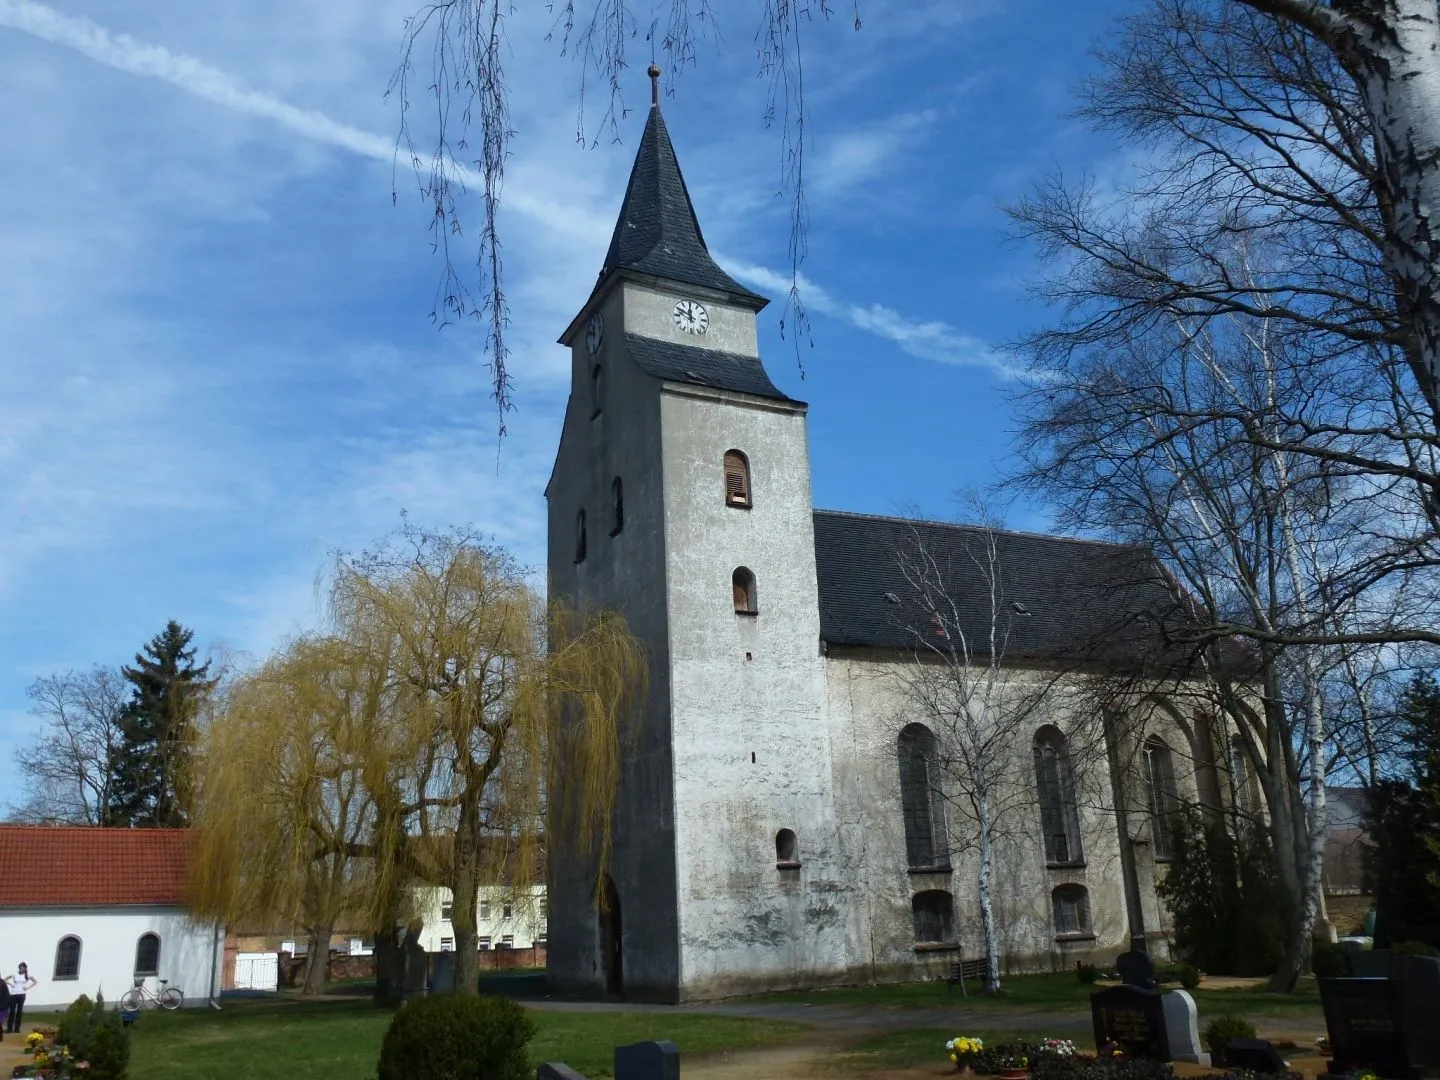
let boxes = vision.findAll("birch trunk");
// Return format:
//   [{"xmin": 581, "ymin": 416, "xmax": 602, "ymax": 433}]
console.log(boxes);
[{"xmin": 976, "ymin": 794, "xmax": 1002, "ymax": 993}]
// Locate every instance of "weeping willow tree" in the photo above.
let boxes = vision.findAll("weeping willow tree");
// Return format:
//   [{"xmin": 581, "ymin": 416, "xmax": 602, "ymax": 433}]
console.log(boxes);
[{"xmin": 190, "ymin": 525, "xmax": 646, "ymax": 998}]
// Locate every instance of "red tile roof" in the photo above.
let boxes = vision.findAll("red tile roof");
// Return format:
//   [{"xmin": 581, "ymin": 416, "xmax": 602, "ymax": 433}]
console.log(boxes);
[{"xmin": 0, "ymin": 827, "xmax": 192, "ymax": 908}]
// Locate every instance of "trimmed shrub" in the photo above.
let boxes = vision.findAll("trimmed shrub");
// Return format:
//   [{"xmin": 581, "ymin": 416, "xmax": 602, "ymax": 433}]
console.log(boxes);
[
  {"xmin": 1204, "ymin": 1016, "xmax": 1257, "ymax": 1060},
  {"xmin": 376, "ymin": 993, "xmax": 536, "ymax": 1080},
  {"xmin": 1176, "ymin": 962, "xmax": 1201, "ymax": 990},
  {"xmin": 55, "ymin": 994, "xmax": 95, "ymax": 1048},
  {"xmin": 1392, "ymin": 939, "xmax": 1440, "ymax": 957},
  {"xmin": 55, "ymin": 994, "xmax": 128, "ymax": 1080},
  {"xmin": 1077, "ymin": 963, "xmax": 1101, "ymax": 984},
  {"xmin": 1311, "ymin": 942, "xmax": 1351, "ymax": 978}
]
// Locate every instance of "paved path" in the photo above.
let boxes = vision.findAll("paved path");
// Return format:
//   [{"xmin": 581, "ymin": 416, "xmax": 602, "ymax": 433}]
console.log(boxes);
[{"xmin": 524, "ymin": 997, "xmax": 1090, "ymax": 1033}]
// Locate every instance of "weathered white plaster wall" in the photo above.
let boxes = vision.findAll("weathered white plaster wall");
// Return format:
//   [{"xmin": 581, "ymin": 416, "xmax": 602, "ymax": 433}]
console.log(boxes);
[
  {"xmin": 622, "ymin": 283, "xmax": 759, "ymax": 355},
  {"xmin": 0, "ymin": 908, "xmax": 223, "ymax": 1009}
]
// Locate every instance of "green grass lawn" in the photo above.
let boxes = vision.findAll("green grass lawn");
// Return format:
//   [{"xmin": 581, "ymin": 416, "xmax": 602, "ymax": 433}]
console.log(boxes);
[
  {"xmin": 128, "ymin": 999, "xmax": 804, "ymax": 1080},
  {"xmin": 740, "ymin": 971, "xmax": 1324, "ymax": 1016}
]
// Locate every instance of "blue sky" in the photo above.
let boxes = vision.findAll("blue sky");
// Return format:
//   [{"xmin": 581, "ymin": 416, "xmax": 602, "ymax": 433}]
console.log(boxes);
[{"xmin": 0, "ymin": 0, "xmax": 1139, "ymax": 799}]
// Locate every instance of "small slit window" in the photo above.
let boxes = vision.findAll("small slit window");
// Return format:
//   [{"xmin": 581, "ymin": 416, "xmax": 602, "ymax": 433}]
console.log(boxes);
[
  {"xmin": 54, "ymin": 935, "xmax": 81, "ymax": 980},
  {"xmin": 135, "ymin": 932, "xmax": 160, "ymax": 977},
  {"xmin": 776, "ymin": 828, "xmax": 799, "ymax": 867},
  {"xmin": 575, "ymin": 509, "xmax": 588, "ymax": 564},
  {"xmin": 1052, "ymin": 884, "xmax": 1092, "ymax": 937},
  {"xmin": 733, "ymin": 567, "xmax": 757, "ymax": 614},
  {"xmin": 611, "ymin": 477, "xmax": 624, "ymax": 535},
  {"xmin": 591, "ymin": 364, "xmax": 603, "ymax": 417},
  {"xmin": 723, "ymin": 450, "xmax": 751, "ymax": 508}
]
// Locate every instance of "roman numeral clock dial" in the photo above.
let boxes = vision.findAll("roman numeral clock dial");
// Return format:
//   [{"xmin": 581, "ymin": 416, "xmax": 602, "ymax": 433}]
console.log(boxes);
[{"xmin": 672, "ymin": 299, "xmax": 709, "ymax": 335}]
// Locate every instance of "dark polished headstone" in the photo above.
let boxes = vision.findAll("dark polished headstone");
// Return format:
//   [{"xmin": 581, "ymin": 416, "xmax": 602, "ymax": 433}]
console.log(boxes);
[
  {"xmin": 1320, "ymin": 977, "xmax": 1418, "ymax": 1079},
  {"xmin": 1393, "ymin": 956, "xmax": 1440, "ymax": 1075},
  {"xmin": 614, "ymin": 1040, "xmax": 680, "ymax": 1080},
  {"xmin": 428, "ymin": 950, "xmax": 454, "ymax": 992},
  {"xmin": 537, "ymin": 1064, "xmax": 591, "ymax": 1080},
  {"xmin": 1092, "ymin": 984, "xmax": 1171, "ymax": 1061}
]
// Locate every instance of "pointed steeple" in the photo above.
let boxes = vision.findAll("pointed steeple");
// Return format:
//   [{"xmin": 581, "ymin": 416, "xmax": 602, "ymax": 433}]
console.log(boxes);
[{"xmin": 598, "ymin": 71, "xmax": 767, "ymax": 308}]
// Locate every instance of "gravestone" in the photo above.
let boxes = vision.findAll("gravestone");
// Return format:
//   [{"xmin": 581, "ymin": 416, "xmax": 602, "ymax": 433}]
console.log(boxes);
[
  {"xmin": 1116, "ymin": 950, "xmax": 1158, "ymax": 990},
  {"xmin": 400, "ymin": 933, "xmax": 429, "ymax": 1001},
  {"xmin": 1392, "ymin": 956, "xmax": 1440, "ymax": 1076},
  {"xmin": 1092, "ymin": 984, "xmax": 1171, "ymax": 1061},
  {"xmin": 1223, "ymin": 1038, "xmax": 1287, "ymax": 1074},
  {"xmin": 429, "ymin": 950, "xmax": 455, "ymax": 993},
  {"xmin": 614, "ymin": 1040, "xmax": 680, "ymax": 1080},
  {"xmin": 1161, "ymin": 989, "xmax": 1209, "ymax": 1065},
  {"xmin": 536, "ymin": 1065, "xmax": 590, "ymax": 1080},
  {"xmin": 1320, "ymin": 977, "xmax": 1417, "ymax": 1079}
]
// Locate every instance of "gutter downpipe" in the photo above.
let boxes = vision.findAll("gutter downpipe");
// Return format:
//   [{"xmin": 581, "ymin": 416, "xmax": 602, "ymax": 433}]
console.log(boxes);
[{"xmin": 208, "ymin": 922, "xmax": 222, "ymax": 1010}]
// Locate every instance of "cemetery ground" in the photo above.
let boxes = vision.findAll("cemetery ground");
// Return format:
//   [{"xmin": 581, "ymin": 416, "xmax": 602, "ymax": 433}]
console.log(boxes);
[{"xmin": 7, "ymin": 972, "xmax": 1326, "ymax": 1080}]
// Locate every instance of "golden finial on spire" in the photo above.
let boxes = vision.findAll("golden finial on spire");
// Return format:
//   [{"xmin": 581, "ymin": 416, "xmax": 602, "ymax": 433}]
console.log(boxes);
[{"xmin": 648, "ymin": 63, "xmax": 661, "ymax": 108}]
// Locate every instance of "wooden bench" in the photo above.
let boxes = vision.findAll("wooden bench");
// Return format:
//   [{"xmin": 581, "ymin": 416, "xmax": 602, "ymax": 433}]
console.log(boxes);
[{"xmin": 942, "ymin": 958, "xmax": 987, "ymax": 995}]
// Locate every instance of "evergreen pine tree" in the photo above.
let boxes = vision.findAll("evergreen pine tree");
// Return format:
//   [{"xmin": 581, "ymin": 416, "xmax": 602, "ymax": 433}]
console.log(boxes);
[
  {"xmin": 106, "ymin": 621, "xmax": 214, "ymax": 828},
  {"xmin": 1368, "ymin": 674, "xmax": 1440, "ymax": 948}
]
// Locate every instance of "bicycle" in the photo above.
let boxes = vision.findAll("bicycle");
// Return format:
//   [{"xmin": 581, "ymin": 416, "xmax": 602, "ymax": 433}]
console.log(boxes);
[{"xmin": 119, "ymin": 978, "xmax": 183, "ymax": 1011}]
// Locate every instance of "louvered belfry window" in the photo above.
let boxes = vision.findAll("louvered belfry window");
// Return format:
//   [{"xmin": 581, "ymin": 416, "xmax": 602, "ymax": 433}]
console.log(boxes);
[{"xmin": 724, "ymin": 450, "xmax": 751, "ymax": 507}]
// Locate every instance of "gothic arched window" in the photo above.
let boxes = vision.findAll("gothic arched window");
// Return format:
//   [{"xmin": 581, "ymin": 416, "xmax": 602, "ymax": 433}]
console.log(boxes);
[
  {"xmin": 575, "ymin": 510, "xmax": 588, "ymax": 564},
  {"xmin": 911, "ymin": 889, "xmax": 957, "ymax": 943},
  {"xmin": 1143, "ymin": 737, "xmax": 1182, "ymax": 861},
  {"xmin": 135, "ymin": 932, "xmax": 161, "ymax": 977},
  {"xmin": 1051, "ymin": 884, "xmax": 1091, "ymax": 936},
  {"xmin": 1230, "ymin": 745, "xmax": 1255, "ymax": 815},
  {"xmin": 611, "ymin": 477, "xmax": 624, "ymax": 535},
  {"xmin": 723, "ymin": 450, "xmax": 752, "ymax": 508},
  {"xmin": 53, "ymin": 935, "xmax": 81, "ymax": 980},
  {"xmin": 898, "ymin": 723, "xmax": 949, "ymax": 869},
  {"xmin": 732, "ymin": 567, "xmax": 757, "ymax": 614},
  {"xmin": 1033, "ymin": 725, "xmax": 1084, "ymax": 866}
]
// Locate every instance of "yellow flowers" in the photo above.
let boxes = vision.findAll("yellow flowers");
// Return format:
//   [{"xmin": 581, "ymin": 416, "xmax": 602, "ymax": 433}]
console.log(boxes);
[{"xmin": 946, "ymin": 1036, "xmax": 984, "ymax": 1055}]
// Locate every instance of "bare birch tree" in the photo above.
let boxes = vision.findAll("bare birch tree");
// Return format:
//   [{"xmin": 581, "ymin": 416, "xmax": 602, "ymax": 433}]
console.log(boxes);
[{"xmin": 892, "ymin": 508, "xmax": 1096, "ymax": 992}]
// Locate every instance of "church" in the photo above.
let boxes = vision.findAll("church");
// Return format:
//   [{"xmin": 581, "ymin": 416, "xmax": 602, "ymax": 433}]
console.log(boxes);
[{"xmin": 545, "ymin": 75, "xmax": 1244, "ymax": 1003}]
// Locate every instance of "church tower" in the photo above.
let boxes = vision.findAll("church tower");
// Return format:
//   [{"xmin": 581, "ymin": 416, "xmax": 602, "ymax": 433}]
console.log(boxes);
[{"xmin": 546, "ymin": 69, "xmax": 861, "ymax": 1002}]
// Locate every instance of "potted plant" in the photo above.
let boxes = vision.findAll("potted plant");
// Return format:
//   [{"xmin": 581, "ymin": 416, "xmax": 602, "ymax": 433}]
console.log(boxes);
[
  {"xmin": 997, "ymin": 1046, "xmax": 1030, "ymax": 1079},
  {"xmin": 947, "ymin": 1036, "xmax": 985, "ymax": 1075}
]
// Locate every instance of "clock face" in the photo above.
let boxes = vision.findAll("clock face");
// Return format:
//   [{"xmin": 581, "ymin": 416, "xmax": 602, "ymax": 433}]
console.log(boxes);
[
  {"xmin": 673, "ymin": 299, "xmax": 709, "ymax": 335},
  {"xmin": 585, "ymin": 313, "xmax": 605, "ymax": 354}
]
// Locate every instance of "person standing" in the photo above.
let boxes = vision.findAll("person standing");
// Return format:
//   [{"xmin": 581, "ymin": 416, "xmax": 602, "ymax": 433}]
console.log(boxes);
[{"xmin": 5, "ymin": 964, "xmax": 35, "ymax": 1033}]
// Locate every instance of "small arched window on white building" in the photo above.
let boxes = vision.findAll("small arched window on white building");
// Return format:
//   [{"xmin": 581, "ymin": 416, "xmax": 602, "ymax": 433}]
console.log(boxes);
[
  {"xmin": 775, "ymin": 828, "xmax": 800, "ymax": 868},
  {"xmin": 1033, "ymin": 725, "xmax": 1084, "ymax": 866},
  {"xmin": 723, "ymin": 450, "xmax": 752, "ymax": 508},
  {"xmin": 1143, "ymin": 737, "xmax": 1182, "ymax": 861},
  {"xmin": 1051, "ymin": 884, "xmax": 1092, "ymax": 937},
  {"xmin": 733, "ymin": 567, "xmax": 757, "ymax": 614},
  {"xmin": 135, "ymin": 932, "xmax": 161, "ymax": 977},
  {"xmin": 53, "ymin": 935, "xmax": 81, "ymax": 981},
  {"xmin": 911, "ymin": 889, "xmax": 957, "ymax": 944}
]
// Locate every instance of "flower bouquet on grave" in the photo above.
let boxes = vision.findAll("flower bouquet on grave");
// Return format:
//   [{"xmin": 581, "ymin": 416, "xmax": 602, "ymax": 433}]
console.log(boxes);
[
  {"xmin": 1036, "ymin": 1039, "xmax": 1079, "ymax": 1059},
  {"xmin": 997, "ymin": 1046, "xmax": 1031, "ymax": 1080},
  {"xmin": 947, "ymin": 1036, "xmax": 985, "ymax": 1074}
]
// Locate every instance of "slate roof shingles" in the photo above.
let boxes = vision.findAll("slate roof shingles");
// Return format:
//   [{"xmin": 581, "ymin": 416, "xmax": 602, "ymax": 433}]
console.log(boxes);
[
  {"xmin": 625, "ymin": 334, "xmax": 798, "ymax": 404},
  {"xmin": 0, "ymin": 826, "xmax": 192, "ymax": 908},
  {"xmin": 812, "ymin": 509, "xmax": 1194, "ymax": 666}
]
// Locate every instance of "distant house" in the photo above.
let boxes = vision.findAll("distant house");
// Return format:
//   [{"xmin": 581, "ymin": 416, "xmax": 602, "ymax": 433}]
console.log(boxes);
[
  {"xmin": 413, "ymin": 885, "xmax": 547, "ymax": 954},
  {"xmin": 1324, "ymin": 786, "xmax": 1371, "ymax": 896},
  {"xmin": 0, "ymin": 826, "xmax": 224, "ymax": 1009}
]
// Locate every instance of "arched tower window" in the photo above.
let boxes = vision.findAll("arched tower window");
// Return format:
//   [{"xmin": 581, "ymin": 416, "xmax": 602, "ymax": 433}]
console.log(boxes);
[
  {"xmin": 611, "ymin": 477, "xmax": 624, "ymax": 535},
  {"xmin": 1033, "ymin": 725, "xmax": 1084, "ymax": 865},
  {"xmin": 911, "ymin": 890, "xmax": 957, "ymax": 943},
  {"xmin": 898, "ymin": 723, "xmax": 949, "ymax": 869},
  {"xmin": 575, "ymin": 509, "xmax": 588, "ymax": 564},
  {"xmin": 723, "ymin": 450, "xmax": 752, "ymax": 508},
  {"xmin": 732, "ymin": 567, "xmax": 757, "ymax": 614},
  {"xmin": 135, "ymin": 932, "xmax": 161, "ymax": 977},
  {"xmin": 53, "ymin": 935, "xmax": 81, "ymax": 980},
  {"xmin": 1051, "ymin": 884, "xmax": 1091, "ymax": 936},
  {"xmin": 775, "ymin": 828, "xmax": 799, "ymax": 867},
  {"xmin": 591, "ymin": 364, "xmax": 603, "ymax": 417},
  {"xmin": 1230, "ymin": 745, "xmax": 1255, "ymax": 815},
  {"xmin": 1143, "ymin": 737, "xmax": 1182, "ymax": 860}
]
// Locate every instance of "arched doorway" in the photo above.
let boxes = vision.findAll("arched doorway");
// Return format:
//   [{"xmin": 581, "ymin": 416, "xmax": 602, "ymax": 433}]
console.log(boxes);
[{"xmin": 599, "ymin": 875, "xmax": 623, "ymax": 995}]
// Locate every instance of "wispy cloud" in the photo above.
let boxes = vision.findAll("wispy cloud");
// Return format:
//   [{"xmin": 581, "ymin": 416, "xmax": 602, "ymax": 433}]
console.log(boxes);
[
  {"xmin": 813, "ymin": 108, "xmax": 939, "ymax": 198},
  {"xmin": 724, "ymin": 259, "xmax": 1026, "ymax": 379}
]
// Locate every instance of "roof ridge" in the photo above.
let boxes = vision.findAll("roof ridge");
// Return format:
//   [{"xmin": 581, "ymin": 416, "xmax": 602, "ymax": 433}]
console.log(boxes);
[{"xmin": 812, "ymin": 508, "xmax": 1147, "ymax": 553}]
